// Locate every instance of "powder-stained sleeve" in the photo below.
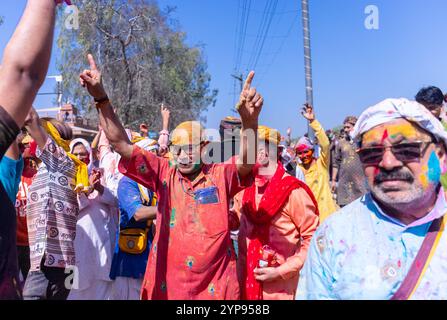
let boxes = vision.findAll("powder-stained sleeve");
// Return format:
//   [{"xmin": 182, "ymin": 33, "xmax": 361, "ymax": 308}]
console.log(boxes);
[{"xmin": 119, "ymin": 145, "xmax": 170, "ymax": 194}]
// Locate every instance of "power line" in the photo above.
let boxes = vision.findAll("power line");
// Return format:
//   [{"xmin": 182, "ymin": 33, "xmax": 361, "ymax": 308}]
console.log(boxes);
[
  {"xmin": 247, "ymin": 0, "xmax": 279, "ymax": 71},
  {"xmin": 256, "ymin": 16, "xmax": 297, "ymax": 87},
  {"xmin": 251, "ymin": 0, "xmax": 279, "ymax": 71}
]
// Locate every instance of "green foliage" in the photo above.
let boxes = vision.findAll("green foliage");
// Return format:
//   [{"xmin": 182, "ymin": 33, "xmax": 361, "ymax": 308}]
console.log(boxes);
[{"xmin": 57, "ymin": 0, "xmax": 217, "ymax": 131}]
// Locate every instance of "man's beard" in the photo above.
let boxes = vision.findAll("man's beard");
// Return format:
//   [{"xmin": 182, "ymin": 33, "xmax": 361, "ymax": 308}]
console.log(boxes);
[{"xmin": 371, "ymin": 168, "xmax": 432, "ymax": 206}]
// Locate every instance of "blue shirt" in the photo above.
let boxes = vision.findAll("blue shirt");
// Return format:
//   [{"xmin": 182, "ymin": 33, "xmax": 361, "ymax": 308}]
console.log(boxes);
[
  {"xmin": 0, "ymin": 155, "xmax": 23, "ymax": 203},
  {"xmin": 296, "ymin": 190, "xmax": 447, "ymax": 300},
  {"xmin": 110, "ymin": 176, "xmax": 154, "ymax": 280}
]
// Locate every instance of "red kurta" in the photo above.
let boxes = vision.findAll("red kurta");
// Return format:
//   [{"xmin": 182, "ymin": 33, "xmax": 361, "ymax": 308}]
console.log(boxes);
[{"xmin": 119, "ymin": 146, "xmax": 249, "ymax": 300}]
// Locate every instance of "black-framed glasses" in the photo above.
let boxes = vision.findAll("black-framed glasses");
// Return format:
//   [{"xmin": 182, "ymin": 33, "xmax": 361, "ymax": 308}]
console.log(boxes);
[
  {"xmin": 169, "ymin": 144, "xmax": 201, "ymax": 156},
  {"xmin": 357, "ymin": 141, "xmax": 433, "ymax": 165}
]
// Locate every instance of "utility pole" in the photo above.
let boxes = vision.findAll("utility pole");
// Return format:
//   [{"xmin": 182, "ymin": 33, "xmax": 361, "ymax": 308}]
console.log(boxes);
[
  {"xmin": 231, "ymin": 73, "xmax": 244, "ymax": 114},
  {"xmin": 301, "ymin": 0, "xmax": 315, "ymax": 142}
]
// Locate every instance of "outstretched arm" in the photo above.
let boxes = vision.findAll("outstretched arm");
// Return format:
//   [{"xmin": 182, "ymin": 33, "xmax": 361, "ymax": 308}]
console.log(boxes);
[
  {"xmin": 23, "ymin": 108, "xmax": 49, "ymax": 150},
  {"xmin": 0, "ymin": 0, "xmax": 58, "ymax": 128},
  {"xmin": 301, "ymin": 104, "xmax": 330, "ymax": 167},
  {"xmin": 80, "ymin": 54, "xmax": 133, "ymax": 160},
  {"xmin": 158, "ymin": 104, "xmax": 170, "ymax": 157},
  {"xmin": 236, "ymin": 71, "xmax": 263, "ymax": 178}
]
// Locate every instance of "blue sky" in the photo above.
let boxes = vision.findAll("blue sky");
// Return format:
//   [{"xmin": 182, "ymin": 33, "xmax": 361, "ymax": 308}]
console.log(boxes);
[{"xmin": 1, "ymin": 0, "xmax": 447, "ymax": 137}]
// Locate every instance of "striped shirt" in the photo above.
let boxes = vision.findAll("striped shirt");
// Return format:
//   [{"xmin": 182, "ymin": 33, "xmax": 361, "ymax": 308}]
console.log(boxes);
[{"xmin": 27, "ymin": 137, "xmax": 78, "ymax": 271}]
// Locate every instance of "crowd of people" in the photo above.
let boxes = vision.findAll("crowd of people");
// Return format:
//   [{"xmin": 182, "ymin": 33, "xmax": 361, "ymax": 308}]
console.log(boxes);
[{"xmin": 1, "ymin": 0, "xmax": 447, "ymax": 301}]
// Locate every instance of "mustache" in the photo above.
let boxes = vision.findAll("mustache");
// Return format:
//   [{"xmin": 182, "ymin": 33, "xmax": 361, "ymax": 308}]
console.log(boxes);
[{"xmin": 374, "ymin": 169, "xmax": 414, "ymax": 184}]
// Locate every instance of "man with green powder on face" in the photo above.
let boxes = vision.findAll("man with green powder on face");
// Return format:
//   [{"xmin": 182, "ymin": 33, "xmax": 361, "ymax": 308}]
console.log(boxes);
[{"xmin": 79, "ymin": 53, "xmax": 263, "ymax": 299}]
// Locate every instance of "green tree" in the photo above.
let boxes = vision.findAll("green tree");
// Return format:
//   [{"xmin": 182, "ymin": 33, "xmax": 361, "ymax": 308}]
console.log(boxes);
[{"xmin": 57, "ymin": 0, "xmax": 217, "ymax": 131}]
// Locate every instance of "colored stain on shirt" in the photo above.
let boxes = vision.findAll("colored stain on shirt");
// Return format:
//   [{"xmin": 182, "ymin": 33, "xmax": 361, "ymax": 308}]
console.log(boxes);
[
  {"xmin": 208, "ymin": 283, "xmax": 215, "ymax": 296},
  {"xmin": 185, "ymin": 256, "xmax": 195, "ymax": 269},
  {"xmin": 138, "ymin": 163, "xmax": 147, "ymax": 174},
  {"xmin": 170, "ymin": 208, "xmax": 176, "ymax": 227}
]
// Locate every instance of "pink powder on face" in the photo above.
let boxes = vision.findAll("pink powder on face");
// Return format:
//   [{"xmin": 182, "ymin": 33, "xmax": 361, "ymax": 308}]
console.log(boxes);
[{"xmin": 381, "ymin": 129, "xmax": 389, "ymax": 145}]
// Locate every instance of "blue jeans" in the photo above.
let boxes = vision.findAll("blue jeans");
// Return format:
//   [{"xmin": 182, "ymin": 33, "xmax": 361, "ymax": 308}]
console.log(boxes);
[{"xmin": 22, "ymin": 264, "xmax": 71, "ymax": 300}]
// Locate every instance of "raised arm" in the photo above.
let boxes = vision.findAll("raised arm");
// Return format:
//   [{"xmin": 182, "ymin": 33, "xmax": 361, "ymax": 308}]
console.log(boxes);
[
  {"xmin": 236, "ymin": 71, "xmax": 263, "ymax": 177},
  {"xmin": 23, "ymin": 108, "xmax": 49, "ymax": 150},
  {"xmin": 80, "ymin": 54, "xmax": 133, "ymax": 160},
  {"xmin": 301, "ymin": 104, "xmax": 330, "ymax": 168},
  {"xmin": 158, "ymin": 104, "xmax": 170, "ymax": 157},
  {"xmin": 0, "ymin": 0, "xmax": 59, "ymax": 128},
  {"xmin": 5, "ymin": 140, "xmax": 20, "ymax": 161}
]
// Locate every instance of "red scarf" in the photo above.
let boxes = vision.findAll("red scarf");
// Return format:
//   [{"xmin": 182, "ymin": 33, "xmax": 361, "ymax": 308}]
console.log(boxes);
[{"xmin": 241, "ymin": 162, "xmax": 319, "ymax": 300}]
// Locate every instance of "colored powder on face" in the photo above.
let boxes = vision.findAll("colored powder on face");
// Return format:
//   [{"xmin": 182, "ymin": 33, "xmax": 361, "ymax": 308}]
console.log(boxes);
[
  {"xmin": 419, "ymin": 167, "xmax": 429, "ymax": 189},
  {"xmin": 427, "ymin": 151, "xmax": 441, "ymax": 183},
  {"xmin": 386, "ymin": 123, "xmax": 421, "ymax": 141},
  {"xmin": 381, "ymin": 130, "xmax": 389, "ymax": 144},
  {"xmin": 363, "ymin": 122, "xmax": 421, "ymax": 146}
]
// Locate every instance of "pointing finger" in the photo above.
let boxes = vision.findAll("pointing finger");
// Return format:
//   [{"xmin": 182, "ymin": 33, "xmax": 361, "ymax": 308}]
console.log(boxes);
[
  {"xmin": 243, "ymin": 71, "xmax": 255, "ymax": 91},
  {"xmin": 87, "ymin": 54, "xmax": 98, "ymax": 71}
]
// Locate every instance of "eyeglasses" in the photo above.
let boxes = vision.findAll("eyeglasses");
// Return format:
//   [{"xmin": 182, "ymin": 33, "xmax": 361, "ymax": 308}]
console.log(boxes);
[
  {"xmin": 169, "ymin": 144, "xmax": 201, "ymax": 156},
  {"xmin": 357, "ymin": 141, "xmax": 433, "ymax": 165}
]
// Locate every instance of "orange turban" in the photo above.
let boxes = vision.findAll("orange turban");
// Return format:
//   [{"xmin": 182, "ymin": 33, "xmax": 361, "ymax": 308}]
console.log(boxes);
[
  {"xmin": 258, "ymin": 125, "xmax": 281, "ymax": 146},
  {"xmin": 170, "ymin": 121, "xmax": 206, "ymax": 146}
]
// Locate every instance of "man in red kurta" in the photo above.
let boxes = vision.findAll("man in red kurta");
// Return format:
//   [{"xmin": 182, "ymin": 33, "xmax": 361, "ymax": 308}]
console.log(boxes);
[{"xmin": 79, "ymin": 54, "xmax": 264, "ymax": 299}]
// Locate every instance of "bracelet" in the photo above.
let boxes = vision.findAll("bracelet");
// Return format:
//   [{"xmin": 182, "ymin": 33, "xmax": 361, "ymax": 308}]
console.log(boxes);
[
  {"xmin": 55, "ymin": 0, "xmax": 72, "ymax": 5},
  {"xmin": 94, "ymin": 95, "xmax": 109, "ymax": 103},
  {"xmin": 95, "ymin": 99, "xmax": 110, "ymax": 109}
]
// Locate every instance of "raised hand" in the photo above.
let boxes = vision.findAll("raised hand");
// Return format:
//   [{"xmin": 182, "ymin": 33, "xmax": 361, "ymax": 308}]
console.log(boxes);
[
  {"xmin": 236, "ymin": 71, "xmax": 263, "ymax": 127},
  {"xmin": 301, "ymin": 103, "xmax": 315, "ymax": 122},
  {"xmin": 80, "ymin": 54, "xmax": 107, "ymax": 100},
  {"xmin": 161, "ymin": 103, "xmax": 171, "ymax": 122}
]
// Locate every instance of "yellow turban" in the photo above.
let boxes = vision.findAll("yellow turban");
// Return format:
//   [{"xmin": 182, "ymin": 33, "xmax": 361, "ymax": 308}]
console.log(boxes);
[
  {"xmin": 41, "ymin": 120, "xmax": 90, "ymax": 194},
  {"xmin": 258, "ymin": 125, "xmax": 281, "ymax": 146},
  {"xmin": 170, "ymin": 121, "xmax": 205, "ymax": 146}
]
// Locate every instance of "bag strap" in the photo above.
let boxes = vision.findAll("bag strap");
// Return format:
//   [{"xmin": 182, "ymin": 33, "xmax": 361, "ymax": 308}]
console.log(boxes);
[{"xmin": 391, "ymin": 215, "xmax": 446, "ymax": 300}]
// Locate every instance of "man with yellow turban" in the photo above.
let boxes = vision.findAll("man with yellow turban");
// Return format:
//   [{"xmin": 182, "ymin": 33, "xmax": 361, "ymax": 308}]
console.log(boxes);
[
  {"xmin": 80, "ymin": 54, "xmax": 262, "ymax": 300},
  {"xmin": 22, "ymin": 107, "xmax": 86, "ymax": 300},
  {"xmin": 230, "ymin": 125, "xmax": 319, "ymax": 300}
]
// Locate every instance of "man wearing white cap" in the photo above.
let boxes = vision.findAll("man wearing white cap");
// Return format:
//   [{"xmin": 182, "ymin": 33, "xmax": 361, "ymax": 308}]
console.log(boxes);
[{"xmin": 296, "ymin": 98, "xmax": 447, "ymax": 300}]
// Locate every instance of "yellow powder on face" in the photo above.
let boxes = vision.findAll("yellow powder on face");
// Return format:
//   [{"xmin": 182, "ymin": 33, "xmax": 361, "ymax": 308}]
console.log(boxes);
[
  {"xmin": 419, "ymin": 165, "xmax": 429, "ymax": 189},
  {"xmin": 363, "ymin": 122, "xmax": 423, "ymax": 146}
]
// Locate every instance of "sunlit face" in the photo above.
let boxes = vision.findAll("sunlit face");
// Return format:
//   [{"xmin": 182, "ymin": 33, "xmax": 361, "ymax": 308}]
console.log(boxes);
[
  {"xmin": 171, "ymin": 143, "xmax": 204, "ymax": 175},
  {"xmin": 421, "ymin": 103, "xmax": 443, "ymax": 119},
  {"xmin": 343, "ymin": 122, "xmax": 355, "ymax": 134},
  {"xmin": 72, "ymin": 144, "xmax": 90, "ymax": 165},
  {"xmin": 297, "ymin": 148, "xmax": 314, "ymax": 165},
  {"xmin": 257, "ymin": 142, "xmax": 271, "ymax": 167},
  {"xmin": 361, "ymin": 119, "xmax": 445, "ymax": 207}
]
